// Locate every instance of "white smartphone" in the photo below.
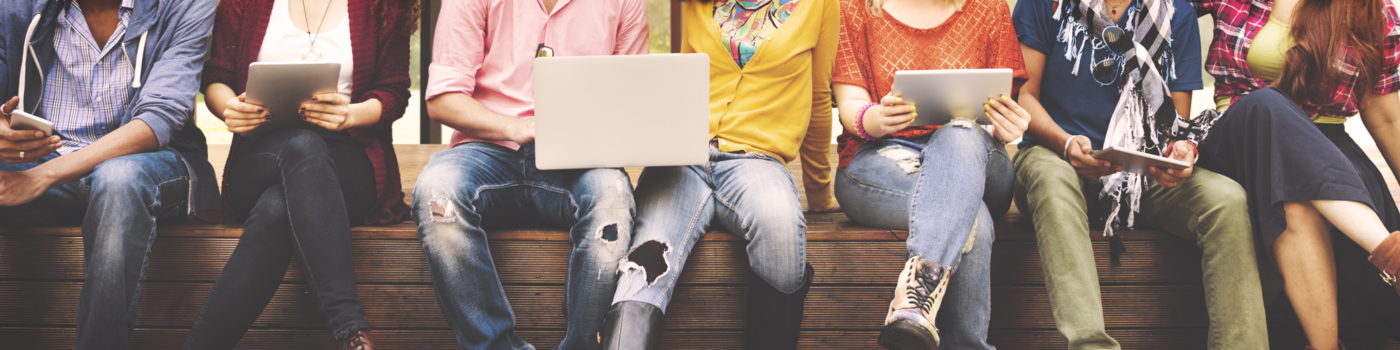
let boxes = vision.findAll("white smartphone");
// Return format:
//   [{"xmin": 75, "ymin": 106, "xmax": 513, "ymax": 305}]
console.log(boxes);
[
  {"xmin": 9, "ymin": 110, "xmax": 54, "ymax": 137},
  {"xmin": 1092, "ymin": 147, "xmax": 1190, "ymax": 175}
]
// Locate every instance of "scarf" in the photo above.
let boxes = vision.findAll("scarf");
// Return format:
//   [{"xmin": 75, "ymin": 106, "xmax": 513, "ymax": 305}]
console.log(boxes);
[{"xmin": 1054, "ymin": 0, "xmax": 1223, "ymax": 264}]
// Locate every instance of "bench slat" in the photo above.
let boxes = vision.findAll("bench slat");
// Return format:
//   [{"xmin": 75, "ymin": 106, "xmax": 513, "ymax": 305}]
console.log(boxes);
[
  {"xmin": 0, "ymin": 236, "xmax": 1208, "ymax": 285},
  {"xmin": 0, "ymin": 280, "xmax": 1343, "ymax": 330}
]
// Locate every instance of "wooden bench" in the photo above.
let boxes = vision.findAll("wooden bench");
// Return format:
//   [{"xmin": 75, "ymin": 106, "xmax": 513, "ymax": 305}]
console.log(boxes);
[{"xmin": 2, "ymin": 144, "xmax": 1397, "ymax": 349}]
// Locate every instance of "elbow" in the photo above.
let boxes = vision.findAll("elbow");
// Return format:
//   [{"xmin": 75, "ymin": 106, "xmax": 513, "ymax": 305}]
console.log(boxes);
[{"xmin": 426, "ymin": 99, "xmax": 447, "ymax": 124}]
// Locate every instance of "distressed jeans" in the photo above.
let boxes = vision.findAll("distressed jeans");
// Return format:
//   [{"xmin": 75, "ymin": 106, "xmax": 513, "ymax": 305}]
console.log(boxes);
[
  {"xmin": 0, "ymin": 149, "xmax": 189, "ymax": 350},
  {"xmin": 413, "ymin": 142, "xmax": 635, "ymax": 350},
  {"xmin": 612, "ymin": 145, "xmax": 808, "ymax": 311},
  {"xmin": 833, "ymin": 121, "xmax": 1011, "ymax": 350},
  {"xmin": 1012, "ymin": 145, "xmax": 1268, "ymax": 350}
]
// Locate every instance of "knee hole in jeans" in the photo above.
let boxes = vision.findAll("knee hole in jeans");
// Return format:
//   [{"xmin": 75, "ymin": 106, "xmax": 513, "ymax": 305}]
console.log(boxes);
[
  {"xmin": 428, "ymin": 197, "xmax": 456, "ymax": 222},
  {"xmin": 623, "ymin": 241, "xmax": 669, "ymax": 284}
]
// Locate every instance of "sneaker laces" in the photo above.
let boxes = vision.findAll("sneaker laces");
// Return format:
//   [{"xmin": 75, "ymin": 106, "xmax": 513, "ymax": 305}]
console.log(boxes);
[{"xmin": 887, "ymin": 256, "xmax": 950, "ymax": 324}]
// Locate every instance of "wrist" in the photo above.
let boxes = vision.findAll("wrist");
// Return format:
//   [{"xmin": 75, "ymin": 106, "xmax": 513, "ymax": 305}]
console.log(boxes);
[
  {"xmin": 28, "ymin": 164, "xmax": 59, "ymax": 187},
  {"xmin": 1060, "ymin": 135, "xmax": 1083, "ymax": 160}
]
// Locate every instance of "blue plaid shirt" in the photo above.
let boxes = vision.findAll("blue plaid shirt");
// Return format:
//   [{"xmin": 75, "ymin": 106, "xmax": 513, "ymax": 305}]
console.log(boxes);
[{"xmin": 39, "ymin": 0, "xmax": 135, "ymax": 155}]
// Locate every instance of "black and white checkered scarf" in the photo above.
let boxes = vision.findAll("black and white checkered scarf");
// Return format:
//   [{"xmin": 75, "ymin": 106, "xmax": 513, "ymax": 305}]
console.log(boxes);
[{"xmin": 1055, "ymin": 0, "xmax": 1223, "ymax": 263}]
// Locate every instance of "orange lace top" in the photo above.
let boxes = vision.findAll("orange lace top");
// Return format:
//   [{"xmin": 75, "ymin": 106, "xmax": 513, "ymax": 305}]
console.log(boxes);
[{"xmin": 832, "ymin": 0, "xmax": 1028, "ymax": 168}]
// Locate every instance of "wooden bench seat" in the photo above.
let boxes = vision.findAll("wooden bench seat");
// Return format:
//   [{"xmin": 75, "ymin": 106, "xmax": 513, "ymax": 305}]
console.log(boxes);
[{"xmin": 2, "ymin": 144, "xmax": 1397, "ymax": 349}]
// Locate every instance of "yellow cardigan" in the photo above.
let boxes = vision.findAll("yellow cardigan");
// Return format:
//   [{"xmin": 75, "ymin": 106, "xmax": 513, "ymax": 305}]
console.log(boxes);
[{"xmin": 682, "ymin": 0, "xmax": 838, "ymax": 209}]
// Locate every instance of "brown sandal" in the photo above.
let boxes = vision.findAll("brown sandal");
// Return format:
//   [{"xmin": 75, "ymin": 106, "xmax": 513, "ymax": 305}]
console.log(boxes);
[{"xmin": 1368, "ymin": 231, "xmax": 1400, "ymax": 296}]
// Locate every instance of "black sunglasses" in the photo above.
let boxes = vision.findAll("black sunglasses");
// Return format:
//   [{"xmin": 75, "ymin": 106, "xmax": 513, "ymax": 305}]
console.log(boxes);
[{"xmin": 1092, "ymin": 25, "xmax": 1132, "ymax": 85}]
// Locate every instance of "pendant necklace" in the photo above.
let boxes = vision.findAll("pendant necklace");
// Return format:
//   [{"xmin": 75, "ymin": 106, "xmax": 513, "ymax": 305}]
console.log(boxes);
[
  {"xmin": 1108, "ymin": 0, "xmax": 1127, "ymax": 16},
  {"xmin": 301, "ymin": 0, "xmax": 334, "ymax": 61}
]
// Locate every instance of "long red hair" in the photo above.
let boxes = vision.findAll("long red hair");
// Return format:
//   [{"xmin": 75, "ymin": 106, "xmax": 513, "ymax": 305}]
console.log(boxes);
[{"xmin": 1275, "ymin": 0, "xmax": 1390, "ymax": 109}]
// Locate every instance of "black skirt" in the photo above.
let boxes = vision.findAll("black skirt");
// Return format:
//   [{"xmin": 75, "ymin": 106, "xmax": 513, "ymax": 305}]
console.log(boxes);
[{"xmin": 1198, "ymin": 87, "xmax": 1400, "ymax": 339}]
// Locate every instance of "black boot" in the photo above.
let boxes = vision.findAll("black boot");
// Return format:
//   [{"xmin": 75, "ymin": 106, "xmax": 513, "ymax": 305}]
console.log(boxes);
[
  {"xmin": 744, "ymin": 263, "xmax": 815, "ymax": 350},
  {"xmin": 599, "ymin": 301, "xmax": 664, "ymax": 350}
]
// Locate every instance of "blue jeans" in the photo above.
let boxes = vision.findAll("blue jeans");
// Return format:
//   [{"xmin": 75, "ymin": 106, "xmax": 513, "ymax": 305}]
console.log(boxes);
[
  {"xmin": 413, "ymin": 143, "xmax": 635, "ymax": 350},
  {"xmin": 612, "ymin": 146, "xmax": 808, "ymax": 311},
  {"xmin": 833, "ymin": 121, "xmax": 1012, "ymax": 350},
  {"xmin": 0, "ymin": 149, "xmax": 189, "ymax": 349}
]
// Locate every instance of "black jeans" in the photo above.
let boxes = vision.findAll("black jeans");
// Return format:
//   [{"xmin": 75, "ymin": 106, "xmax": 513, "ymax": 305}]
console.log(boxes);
[{"xmin": 182, "ymin": 129, "xmax": 376, "ymax": 349}]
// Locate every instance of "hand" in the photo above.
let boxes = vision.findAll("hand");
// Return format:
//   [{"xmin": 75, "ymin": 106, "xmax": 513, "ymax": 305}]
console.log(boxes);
[
  {"xmin": 301, "ymin": 93, "xmax": 354, "ymax": 131},
  {"xmin": 508, "ymin": 118, "xmax": 536, "ymax": 144},
  {"xmin": 1147, "ymin": 141, "xmax": 1197, "ymax": 188},
  {"xmin": 0, "ymin": 97, "xmax": 61, "ymax": 164},
  {"xmin": 0, "ymin": 170, "xmax": 51, "ymax": 206},
  {"xmin": 224, "ymin": 94, "xmax": 269, "ymax": 134},
  {"xmin": 867, "ymin": 93, "xmax": 916, "ymax": 138},
  {"xmin": 984, "ymin": 94, "xmax": 1032, "ymax": 143},
  {"xmin": 1064, "ymin": 136, "xmax": 1121, "ymax": 178}
]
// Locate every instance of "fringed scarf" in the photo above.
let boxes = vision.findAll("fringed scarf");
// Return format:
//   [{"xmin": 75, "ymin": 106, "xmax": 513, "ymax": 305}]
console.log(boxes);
[{"xmin": 1054, "ymin": 0, "xmax": 1223, "ymax": 264}]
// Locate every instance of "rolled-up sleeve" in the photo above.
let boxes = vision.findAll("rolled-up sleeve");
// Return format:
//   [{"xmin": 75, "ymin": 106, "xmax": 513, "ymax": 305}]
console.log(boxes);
[
  {"xmin": 425, "ymin": 0, "xmax": 488, "ymax": 101},
  {"xmin": 614, "ymin": 0, "xmax": 650, "ymax": 55},
  {"xmin": 131, "ymin": 1, "xmax": 214, "ymax": 149}
]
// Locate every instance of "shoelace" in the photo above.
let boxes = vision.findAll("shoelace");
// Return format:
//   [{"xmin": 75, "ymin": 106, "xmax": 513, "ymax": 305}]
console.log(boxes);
[
  {"xmin": 342, "ymin": 334, "xmax": 370, "ymax": 350},
  {"xmin": 904, "ymin": 268, "xmax": 940, "ymax": 314}
]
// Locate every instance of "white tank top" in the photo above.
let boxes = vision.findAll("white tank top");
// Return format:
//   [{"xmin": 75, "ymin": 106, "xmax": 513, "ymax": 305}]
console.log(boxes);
[{"xmin": 257, "ymin": 0, "xmax": 354, "ymax": 94}]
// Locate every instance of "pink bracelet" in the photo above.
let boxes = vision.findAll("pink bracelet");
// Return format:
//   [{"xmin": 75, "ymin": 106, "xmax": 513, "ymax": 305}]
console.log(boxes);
[{"xmin": 856, "ymin": 102, "xmax": 878, "ymax": 141}]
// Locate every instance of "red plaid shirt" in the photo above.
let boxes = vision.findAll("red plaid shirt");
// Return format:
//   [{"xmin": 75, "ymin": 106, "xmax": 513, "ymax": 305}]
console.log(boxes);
[{"xmin": 1195, "ymin": 0, "xmax": 1400, "ymax": 117}]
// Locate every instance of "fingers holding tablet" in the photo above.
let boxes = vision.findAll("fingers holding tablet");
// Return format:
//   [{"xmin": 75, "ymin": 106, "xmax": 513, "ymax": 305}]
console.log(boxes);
[
  {"xmin": 985, "ymin": 94, "xmax": 1031, "ymax": 143},
  {"xmin": 1147, "ymin": 141, "xmax": 1198, "ymax": 188},
  {"xmin": 872, "ymin": 93, "xmax": 915, "ymax": 136},
  {"xmin": 224, "ymin": 94, "xmax": 270, "ymax": 134},
  {"xmin": 300, "ymin": 93, "xmax": 353, "ymax": 131},
  {"xmin": 1068, "ymin": 137, "xmax": 1121, "ymax": 178}
]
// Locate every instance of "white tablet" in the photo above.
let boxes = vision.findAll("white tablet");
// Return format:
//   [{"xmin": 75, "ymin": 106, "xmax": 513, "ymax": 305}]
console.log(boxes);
[
  {"xmin": 243, "ymin": 62, "xmax": 341, "ymax": 137},
  {"xmin": 1092, "ymin": 147, "xmax": 1191, "ymax": 175},
  {"xmin": 9, "ymin": 110, "xmax": 53, "ymax": 137},
  {"xmin": 890, "ymin": 68, "xmax": 1013, "ymax": 126}
]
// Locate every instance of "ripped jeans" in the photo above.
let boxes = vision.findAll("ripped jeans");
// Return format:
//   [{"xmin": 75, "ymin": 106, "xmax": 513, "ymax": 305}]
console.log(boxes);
[
  {"xmin": 612, "ymin": 146, "xmax": 808, "ymax": 311},
  {"xmin": 413, "ymin": 142, "xmax": 635, "ymax": 350},
  {"xmin": 833, "ymin": 121, "xmax": 1012, "ymax": 349}
]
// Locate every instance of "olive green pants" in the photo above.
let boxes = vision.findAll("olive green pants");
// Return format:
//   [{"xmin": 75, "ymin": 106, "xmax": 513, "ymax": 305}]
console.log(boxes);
[{"xmin": 1012, "ymin": 145, "xmax": 1268, "ymax": 350}]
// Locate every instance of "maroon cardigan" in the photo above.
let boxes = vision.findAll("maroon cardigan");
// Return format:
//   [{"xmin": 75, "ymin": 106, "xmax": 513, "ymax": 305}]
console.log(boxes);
[{"xmin": 204, "ymin": 0, "xmax": 412, "ymax": 225}]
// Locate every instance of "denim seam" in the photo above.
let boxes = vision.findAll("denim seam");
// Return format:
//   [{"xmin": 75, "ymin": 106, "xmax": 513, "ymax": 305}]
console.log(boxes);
[
  {"xmin": 149, "ymin": 176, "xmax": 187, "ymax": 212},
  {"xmin": 128, "ymin": 211, "xmax": 159, "ymax": 326}
]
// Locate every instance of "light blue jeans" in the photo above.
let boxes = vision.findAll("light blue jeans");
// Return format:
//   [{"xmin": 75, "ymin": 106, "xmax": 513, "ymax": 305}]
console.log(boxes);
[
  {"xmin": 0, "ymin": 149, "xmax": 190, "ymax": 350},
  {"xmin": 612, "ymin": 145, "xmax": 808, "ymax": 311},
  {"xmin": 833, "ymin": 121, "xmax": 1012, "ymax": 350},
  {"xmin": 413, "ymin": 143, "xmax": 635, "ymax": 350}
]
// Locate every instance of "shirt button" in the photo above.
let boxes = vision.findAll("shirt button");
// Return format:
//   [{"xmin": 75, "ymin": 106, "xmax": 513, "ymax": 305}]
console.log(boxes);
[{"xmin": 719, "ymin": 140, "xmax": 727, "ymax": 146}]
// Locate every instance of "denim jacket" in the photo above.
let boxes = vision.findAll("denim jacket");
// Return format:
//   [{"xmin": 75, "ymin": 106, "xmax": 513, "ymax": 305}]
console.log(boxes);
[{"xmin": 1, "ymin": 0, "xmax": 223, "ymax": 222}]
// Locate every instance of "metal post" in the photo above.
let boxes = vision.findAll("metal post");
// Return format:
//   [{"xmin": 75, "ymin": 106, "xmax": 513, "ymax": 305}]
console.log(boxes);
[{"xmin": 419, "ymin": 0, "xmax": 442, "ymax": 144}]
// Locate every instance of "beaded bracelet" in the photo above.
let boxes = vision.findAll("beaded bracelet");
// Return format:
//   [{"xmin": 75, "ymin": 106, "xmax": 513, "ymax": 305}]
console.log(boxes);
[{"xmin": 856, "ymin": 102, "xmax": 878, "ymax": 141}]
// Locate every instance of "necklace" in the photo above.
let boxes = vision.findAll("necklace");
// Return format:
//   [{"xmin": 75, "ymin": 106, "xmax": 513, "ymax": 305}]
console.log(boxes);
[
  {"xmin": 1107, "ymin": 0, "xmax": 1128, "ymax": 16},
  {"xmin": 300, "ymin": 0, "xmax": 334, "ymax": 61}
]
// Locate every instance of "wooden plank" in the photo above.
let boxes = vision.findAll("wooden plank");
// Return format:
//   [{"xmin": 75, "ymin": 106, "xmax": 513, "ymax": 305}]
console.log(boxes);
[
  {"xmin": 0, "ymin": 237, "xmax": 1206, "ymax": 285},
  {"xmin": 5, "ymin": 326, "xmax": 1396, "ymax": 350},
  {"xmin": 0, "ymin": 281, "xmax": 1284, "ymax": 330}
]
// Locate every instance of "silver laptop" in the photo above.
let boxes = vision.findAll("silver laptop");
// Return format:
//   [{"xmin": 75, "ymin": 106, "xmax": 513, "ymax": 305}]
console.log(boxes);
[
  {"xmin": 532, "ymin": 54, "xmax": 710, "ymax": 170},
  {"xmin": 891, "ymin": 68, "xmax": 1013, "ymax": 125}
]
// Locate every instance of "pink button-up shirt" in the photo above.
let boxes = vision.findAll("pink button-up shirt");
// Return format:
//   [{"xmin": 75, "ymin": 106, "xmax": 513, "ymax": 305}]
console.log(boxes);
[{"xmin": 427, "ymin": 0, "xmax": 650, "ymax": 149}]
